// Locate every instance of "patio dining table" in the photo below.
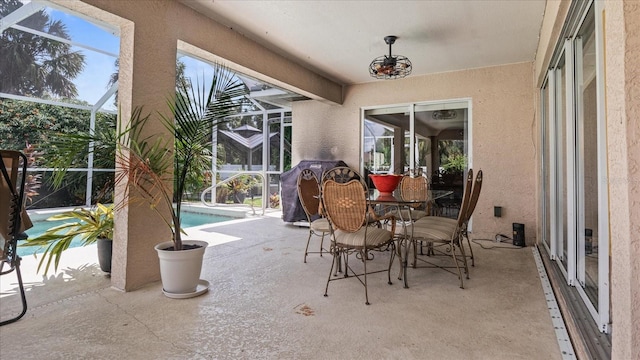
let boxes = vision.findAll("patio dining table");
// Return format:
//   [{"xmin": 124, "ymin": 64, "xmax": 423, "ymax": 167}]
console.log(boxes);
[{"xmin": 368, "ymin": 188, "xmax": 454, "ymax": 288}]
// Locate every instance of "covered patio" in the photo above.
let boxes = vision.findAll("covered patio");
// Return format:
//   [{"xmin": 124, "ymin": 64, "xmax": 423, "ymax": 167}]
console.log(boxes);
[
  {"xmin": 1, "ymin": 0, "xmax": 638, "ymax": 358},
  {"xmin": 1, "ymin": 212, "xmax": 564, "ymax": 359}
]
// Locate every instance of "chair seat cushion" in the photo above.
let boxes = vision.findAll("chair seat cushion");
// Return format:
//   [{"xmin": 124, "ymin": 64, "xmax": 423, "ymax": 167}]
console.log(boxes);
[
  {"xmin": 310, "ymin": 218, "xmax": 330, "ymax": 232},
  {"xmin": 387, "ymin": 208, "xmax": 428, "ymax": 221},
  {"xmin": 334, "ymin": 227, "xmax": 393, "ymax": 248},
  {"xmin": 416, "ymin": 216, "xmax": 457, "ymax": 224},
  {"xmin": 413, "ymin": 217, "xmax": 457, "ymax": 234},
  {"xmin": 411, "ymin": 222, "xmax": 455, "ymax": 241}
]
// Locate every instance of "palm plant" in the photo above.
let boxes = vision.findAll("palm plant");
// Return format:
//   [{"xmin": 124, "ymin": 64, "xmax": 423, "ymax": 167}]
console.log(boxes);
[
  {"xmin": 24, "ymin": 203, "xmax": 114, "ymax": 275},
  {"xmin": 46, "ymin": 63, "xmax": 247, "ymax": 251},
  {"xmin": 118, "ymin": 66, "xmax": 246, "ymax": 250}
]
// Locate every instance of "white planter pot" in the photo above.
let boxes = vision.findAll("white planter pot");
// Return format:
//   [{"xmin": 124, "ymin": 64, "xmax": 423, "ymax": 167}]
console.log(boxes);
[{"xmin": 154, "ymin": 240, "xmax": 208, "ymax": 296}]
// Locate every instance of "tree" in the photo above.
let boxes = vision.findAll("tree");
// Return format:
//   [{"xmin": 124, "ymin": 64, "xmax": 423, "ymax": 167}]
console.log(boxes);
[
  {"xmin": 0, "ymin": 98, "xmax": 116, "ymax": 207},
  {"xmin": 438, "ymin": 139, "xmax": 464, "ymax": 166},
  {"xmin": 107, "ymin": 58, "xmax": 189, "ymax": 106},
  {"xmin": 0, "ymin": 0, "xmax": 85, "ymax": 98}
]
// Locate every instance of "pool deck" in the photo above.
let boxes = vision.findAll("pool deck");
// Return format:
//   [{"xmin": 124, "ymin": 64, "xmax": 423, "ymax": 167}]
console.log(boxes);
[{"xmin": 1, "ymin": 210, "xmax": 565, "ymax": 359}]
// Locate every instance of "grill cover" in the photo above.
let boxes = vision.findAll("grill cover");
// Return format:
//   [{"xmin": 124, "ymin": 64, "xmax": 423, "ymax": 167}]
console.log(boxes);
[{"xmin": 280, "ymin": 160, "xmax": 347, "ymax": 223}]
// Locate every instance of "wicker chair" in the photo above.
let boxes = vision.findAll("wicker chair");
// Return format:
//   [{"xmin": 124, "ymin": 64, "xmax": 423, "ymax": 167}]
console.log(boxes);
[
  {"xmin": 412, "ymin": 170, "xmax": 472, "ymax": 255},
  {"xmin": 322, "ymin": 166, "xmax": 381, "ymax": 227},
  {"xmin": 395, "ymin": 174, "xmax": 430, "ymax": 221},
  {"xmin": 409, "ymin": 170, "xmax": 482, "ymax": 288},
  {"xmin": 1, "ymin": 150, "xmax": 30, "ymax": 326},
  {"xmin": 415, "ymin": 169, "xmax": 481, "ymax": 267},
  {"xmin": 321, "ymin": 178, "xmax": 396, "ymax": 305},
  {"xmin": 297, "ymin": 169, "xmax": 331, "ymax": 263}
]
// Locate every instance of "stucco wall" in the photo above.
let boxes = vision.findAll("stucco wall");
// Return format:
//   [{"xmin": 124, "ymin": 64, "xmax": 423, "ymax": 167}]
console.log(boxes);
[
  {"xmin": 602, "ymin": 1, "xmax": 640, "ymax": 358},
  {"xmin": 293, "ymin": 62, "xmax": 537, "ymax": 241}
]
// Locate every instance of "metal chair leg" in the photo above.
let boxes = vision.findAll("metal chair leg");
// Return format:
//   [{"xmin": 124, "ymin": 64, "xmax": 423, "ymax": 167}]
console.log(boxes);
[
  {"xmin": 324, "ymin": 251, "xmax": 338, "ymax": 297},
  {"xmin": 362, "ymin": 249, "xmax": 370, "ymax": 305},
  {"xmin": 0, "ymin": 258, "xmax": 28, "ymax": 326},
  {"xmin": 303, "ymin": 231, "xmax": 313, "ymax": 263},
  {"xmin": 387, "ymin": 243, "xmax": 395, "ymax": 285},
  {"xmin": 465, "ymin": 234, "xmax": 475, "ymax": 267},
  {"xmin": 457, "ymin": 238, "xmax": 470, "ymax": 279},
  {"xmin": 450, "ymin": 244, "xmax": 464, "ymax": 289}
]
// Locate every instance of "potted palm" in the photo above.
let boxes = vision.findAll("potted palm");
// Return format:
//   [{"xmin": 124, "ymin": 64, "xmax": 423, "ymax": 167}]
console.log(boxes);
[
  {"xmin": 47, "ymin": 63, "xmax": 247, "ymax": 297},
  {"xmin": 24, "ymin": 203, "xmax": 114, "ymax": 274}
]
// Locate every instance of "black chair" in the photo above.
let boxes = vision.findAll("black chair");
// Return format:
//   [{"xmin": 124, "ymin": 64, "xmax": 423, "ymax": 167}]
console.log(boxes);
[{"xmin": 1, "ymin": 150, "xmax": 30, "ymax": 326}]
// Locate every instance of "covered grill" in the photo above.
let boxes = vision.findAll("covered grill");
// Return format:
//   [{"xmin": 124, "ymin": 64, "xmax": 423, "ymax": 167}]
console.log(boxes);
[{"xmin": 280, "ymin": 160, "xmax": 347, "ymax": 223}]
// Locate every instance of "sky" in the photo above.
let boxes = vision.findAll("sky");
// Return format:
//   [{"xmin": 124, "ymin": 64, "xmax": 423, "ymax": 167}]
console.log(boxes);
[
  {"xmin": 1, "ymin": 4, "xmax": 114, "ymax": 107},
  {"xmin": 46, "ymin": 8, "xmax": 119, "ymax": 110},
  {"xmin": 45, "ymin": 7, "xmax": 216, "ymax": 112}
]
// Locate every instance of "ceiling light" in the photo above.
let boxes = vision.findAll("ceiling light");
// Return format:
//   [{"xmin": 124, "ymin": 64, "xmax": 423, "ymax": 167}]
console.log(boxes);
[
  {"xmin": 432, "ymin": 110, "xmax": 458, "ymax": 120},
  {"xmin": 369, "ymin": 35, "xmax": 412, "ymax": 80}
]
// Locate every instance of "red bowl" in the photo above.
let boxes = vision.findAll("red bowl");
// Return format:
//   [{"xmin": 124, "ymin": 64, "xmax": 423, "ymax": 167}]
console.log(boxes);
[{"xmin": 368, "ymin": 174, "xmax": 403, "ymax": 194}]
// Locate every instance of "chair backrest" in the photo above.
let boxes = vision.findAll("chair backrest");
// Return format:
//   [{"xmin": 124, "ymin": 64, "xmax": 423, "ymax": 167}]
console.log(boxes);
[
  {"xmin": 400, "ymin": 174, "xmax": 429, "ymax": 199},
  {"xmin": 399, "ymin": 174, "xmax": 429, "ymax": 208},
  {"xmin": 297, "ymin": 168, "xmax": 321, "ymax": 219},
  {"xmin": 322, "ymin": 166, "xmax": 365, "ymax": 186},
  {"xmin": 1, "ymin": 150, "xmax": 27, "ymax": 262},
  {"xmin": 462, "ymin": 170, "xmax": 483, "ymax": 223},
  {"xmin": 455, "ymin": 169, "xmax": 474, "ymax": 228},
  {"xmin": 321, "ymin": 179, "xmax": 367, "ymax": 233}
]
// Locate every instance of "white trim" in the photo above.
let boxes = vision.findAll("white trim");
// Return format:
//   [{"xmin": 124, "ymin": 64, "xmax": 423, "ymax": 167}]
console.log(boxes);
[
  {"xmin": 574, "ymin": 35, "xmax": 587, "ymax": 287},
  {"xmin": 548, "ymin": 69, "xmax": 558, "ymax": 261},
  {"xmin": 409, "ymin": 103, "xmax": 416, "ymax": 172},
  {"xmin": 564, "ymin": 38, "xmax": 577, "ymax": 287},
  {"xmin": 594, "ymin": 0, "xmax": 610, "ymax": 333},
  {"xmin": 11, "ymin": 24, "xmax": 118, "ymax": 58},
  {"xmin": 540, "ymin": 77, "xmax": 550, "ymax": 251},
  {"xmin": 38, "ymin": 0, "xmax": 119, "ymax": 37},
  {"xmin": 0, "ymin": 92, "xmax": 117, "ymax": 114},
  {"xmin": 467, "ymin": 100, "xmax": 473, "ymax": 170},
  {"xmin": 0, "ymin": 1, "xmax": 46, "ymax": 32}
]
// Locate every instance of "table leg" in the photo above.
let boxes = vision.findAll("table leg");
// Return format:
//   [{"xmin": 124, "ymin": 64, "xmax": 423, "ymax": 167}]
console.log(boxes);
[
  {"xmin": 395, "ymin": 223, "xmax": 411, "ymax": 289},
  {"xmin": 403, "ymin": 235, "xmax": 410, "ymax": 288},
  {"xmin": 402, "ymin": 215, "xmax": 416, "ymax": 288}
]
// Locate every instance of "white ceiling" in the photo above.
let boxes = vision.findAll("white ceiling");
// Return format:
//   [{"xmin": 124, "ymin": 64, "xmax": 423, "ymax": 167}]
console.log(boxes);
[{"xmin": 181, "ymin": 0, "xmax": 547, "ymax": 86}]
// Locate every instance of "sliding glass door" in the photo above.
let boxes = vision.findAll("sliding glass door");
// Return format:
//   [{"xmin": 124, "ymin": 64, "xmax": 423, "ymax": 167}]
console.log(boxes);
[
  {"xmin": 362, "ymin": 100, "xmax": 470, "ymax": 178},
  {"xmin": 541, "ymin": 0, "xmax": 609, "ymax": 332}
]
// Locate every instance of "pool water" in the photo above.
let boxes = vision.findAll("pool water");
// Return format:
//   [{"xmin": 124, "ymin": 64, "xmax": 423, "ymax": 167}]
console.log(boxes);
[{"xmin": 18, "ymin": 212, "xmax": 233, "ymax": 257}]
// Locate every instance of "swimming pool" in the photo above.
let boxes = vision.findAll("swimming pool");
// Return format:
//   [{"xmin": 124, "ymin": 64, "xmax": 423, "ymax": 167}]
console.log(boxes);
[{"xmin": 18, "ymin": 211, "xmax": 235, "ymax": 257}]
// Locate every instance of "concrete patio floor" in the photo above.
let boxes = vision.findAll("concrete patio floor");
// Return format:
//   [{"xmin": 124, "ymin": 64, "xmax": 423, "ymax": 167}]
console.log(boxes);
[{"xmin": 1, "ymin": 211, "xmax": 565, "ymax": 359}]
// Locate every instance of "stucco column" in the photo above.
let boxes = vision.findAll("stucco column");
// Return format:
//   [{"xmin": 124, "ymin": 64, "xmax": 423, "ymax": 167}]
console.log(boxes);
[
  {"xmin": 604, "ymin": 1, "xmax": 640, "ymax": 358},
  {"xmin": 113, "ymin": 3, "xmax": 178, "ymax": 291},
  {"xmin": 45, "ymin": 1, "xmax": 175, "ymax": 291}
]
